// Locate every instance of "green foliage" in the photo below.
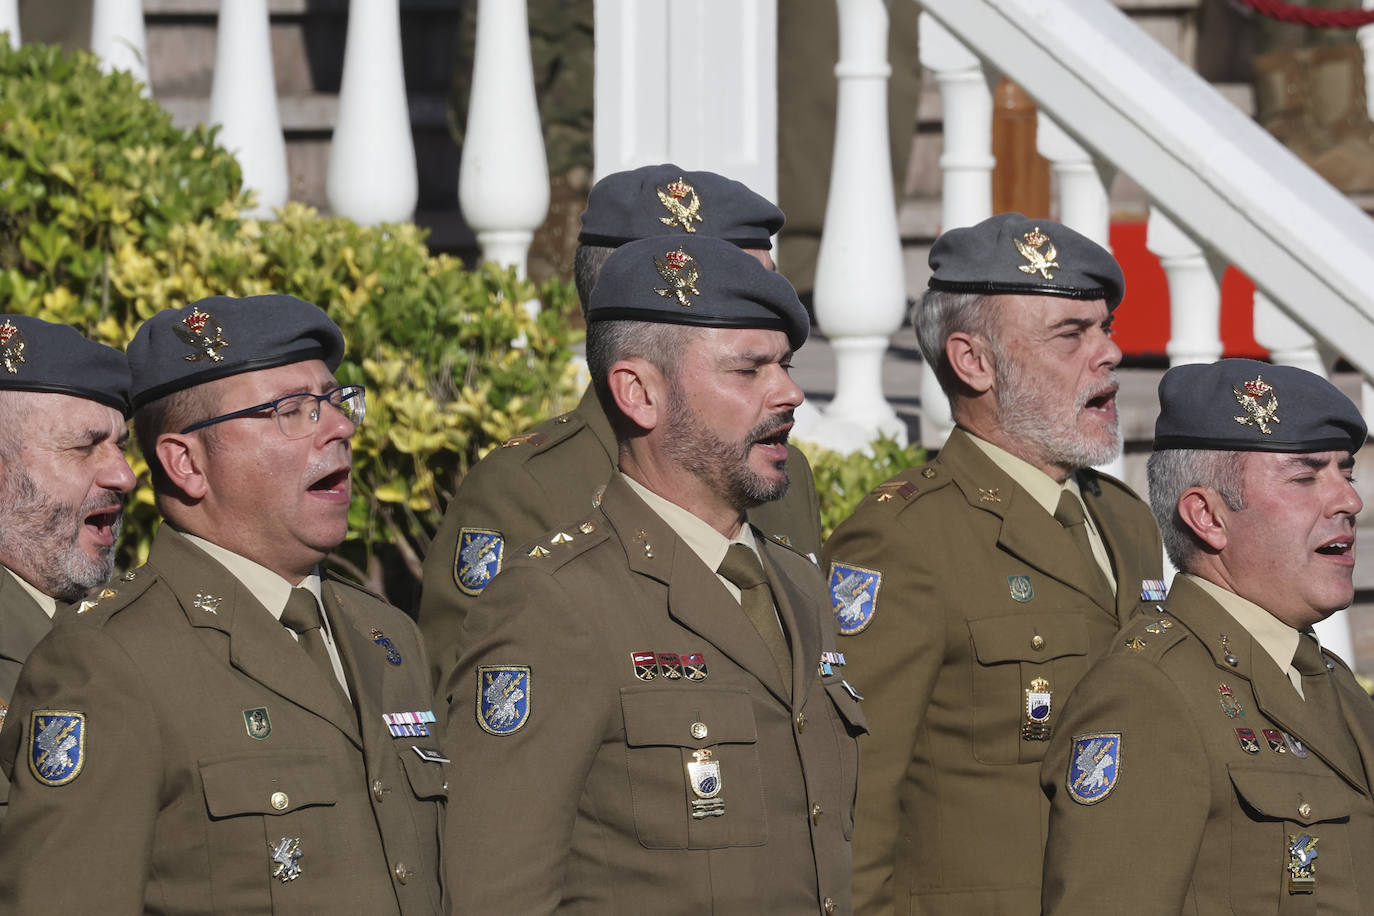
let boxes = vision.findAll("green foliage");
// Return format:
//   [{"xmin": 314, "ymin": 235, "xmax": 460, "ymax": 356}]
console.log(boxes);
[{"xmin": 797, "ymin": 436, "xmax": 927, "ymax": 541}]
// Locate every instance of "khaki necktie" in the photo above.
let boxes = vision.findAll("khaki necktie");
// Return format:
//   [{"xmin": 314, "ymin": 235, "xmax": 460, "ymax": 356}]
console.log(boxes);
[
  {"xmin": 1293, "ymin": 631, "xmax": 1364, "ymax": 783},
  {"xmin": 1054, "ymin": 491, "xmax": 1114, "ymax": 605},
  {"xmin": 281, "ymin": 587, "xmax": 347, "ymax": 700},
  {"xmin": 718, "ymin": 544, "xmax": 792, "ymax": 691}
]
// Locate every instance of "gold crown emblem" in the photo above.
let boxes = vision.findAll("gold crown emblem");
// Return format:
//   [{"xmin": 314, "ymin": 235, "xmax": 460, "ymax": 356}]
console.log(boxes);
[
  {"xmin": 1023, "ymin": 227, "xmax": 1049, "ymax": 248},
  {"xmin": 0, "ymin": 322, "xmax": 17, "ymax": 345},
  {"xmin": 654, "ymin": 247, "xmax": 700, "ymax": 308},
  {"xmin": 1242, "ymin": 377, "xmax": 1272, "ymax": 398},
  {"xmin": 172, "ymin": 307, "xmax": 228, "ymax": 363},
  {"xmin": 665, "ymin": 178, "xmax": 692, "ymax": 199},
  {"xmin": 664, "ymin": 249, "xmax": 691, "ymax": 270},
  {"xmin": 0, "ymin": 320, "xmax": 24, "ymax": 374},
  {"xmin": 183, "ymin": 309, "xmax": 211, "ymax": 335}
]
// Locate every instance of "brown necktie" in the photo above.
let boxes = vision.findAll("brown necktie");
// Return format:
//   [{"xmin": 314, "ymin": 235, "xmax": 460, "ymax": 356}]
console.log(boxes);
[
  {"xmin": 1293, "ymin": 632, "xmax": 1364, "ymax": 784},
  {"xmin": 1054, "ymin": 491, "xmax": 1114, "ymax": 604},
  {"xmin": 718, "ymin": 544, "xmax": 792, "ymax": 692},
  {"xmin": 281, "ymin": 588, "xmax": 347, "ymax": 700}
]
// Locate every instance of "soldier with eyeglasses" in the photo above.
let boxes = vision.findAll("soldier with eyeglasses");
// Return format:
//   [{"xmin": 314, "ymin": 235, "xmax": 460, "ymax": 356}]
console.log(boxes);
[{"xmin": 0, "ymin": 295, "xmax": 448, "ymax": 915}]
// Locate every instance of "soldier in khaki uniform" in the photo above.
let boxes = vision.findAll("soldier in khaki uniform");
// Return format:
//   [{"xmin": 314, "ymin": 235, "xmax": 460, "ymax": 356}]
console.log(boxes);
[
  {"xmin": 419, "ymin": 164, "xmax": 822, "ymax": 681},
  {"xmin": 443, "ymin": 236, "xmax": 865, "ymax": 914},
  {"xmin": 0, "ymin": 296, "xmax": 447, "ymax": 914},
  {"xmin": 1043, "ymin": 360, "xmax": 1374, "ymax": 914},
  {"xmin": 823, "ymin": 213, "xmax": 1164, "ymax": 914}
]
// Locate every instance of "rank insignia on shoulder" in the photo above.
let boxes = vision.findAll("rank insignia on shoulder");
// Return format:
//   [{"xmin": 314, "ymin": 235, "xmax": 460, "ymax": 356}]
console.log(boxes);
[
  {"xmin": 872, "ymin": 480, "xmax": 916, "ymax": 503},
  {"xmin": 501, "ymin": 431, "xmax": 546, "ymax": 448},
  {"xmin": 243, "ymin": 707, "xmax": 272, "ymax": 740},
  {"xmin": 1008, "ymin": 574, "xmax": 1034, "ymax": 603},
  {"xmin": 384, "ymin": 710, "xmax": 436, "ymax": 737},
  {"xmin": 1067, "ymin": 732, "xmax": 1120, "ymax": 805},
  {"xmin": 29, "ymin": 710, "xmax": 85, "ymax": 787},
  {"xmin": 455, "ymin": 528, "xmax": 504, "ymax": 596},
  {"xmin": 683, "ymin": 653, "xmax": 708, "ymax": 680},
  {"xmin": 1140, "ymin": 579, "xmax": 1167, "ymax": 601},
  {"xmin": 370, "ymin": 628, "xmax": 403, "ymax": 666},
  {"xmin": 477, "ymin": 666, "xmax": 530, "ymax": 736},
  {"xmin": 1235, "ymin": 727, "xmax": 1261, "ymax": 754},
  {"xmin": 829, "ymin": 561, "xmax": 881, "ymax": 635}
]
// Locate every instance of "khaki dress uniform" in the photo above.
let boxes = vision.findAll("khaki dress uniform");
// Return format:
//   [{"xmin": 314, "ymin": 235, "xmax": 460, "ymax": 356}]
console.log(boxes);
[
  {"xmin": 418, "ymin": 385, "xmax": 823, "ymax": 678},
  {"xmin": 0, "ymin": 528, "xmax": 448, "ymax": 915},
  {"xmin": 443, "ymin": 473, "xmax": 865, "ymax": 915},
  {"xmin": 821, "ymin": 426, "xmax": 1163, "ymax": 915},
  {"xmin": 1042, "ymin": 575, "xmax": 1374, "ymax": 914},
  {"xmin": 0, "ymin": 570, "xmax": 50, "ymax": 721}
]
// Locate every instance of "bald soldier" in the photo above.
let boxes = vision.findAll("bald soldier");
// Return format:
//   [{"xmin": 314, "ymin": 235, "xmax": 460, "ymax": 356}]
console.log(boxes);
[
  {"xmin": 1043, "ymin": 360, "xmax": 1374, "ymax": 913},
  {"xmin": 443, "ymin": 236, "xmax": 865, "ymax": 914},
  {"xmin": 822, "ymin": 213, "xmax": 1164, "ymax": 914},
  {"xmin": 0, "ymin": 296, "xmax": 447, "ymax": 914},
  {"xmin": 418, "ymin": 164, "xmax": 822, "ymax": 679}
]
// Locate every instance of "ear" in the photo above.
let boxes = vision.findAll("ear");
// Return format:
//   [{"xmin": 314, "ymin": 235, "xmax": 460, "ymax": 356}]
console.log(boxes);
[
  {"xmin": 155, "ymin": 433, "xmax": 210, "ymax": 501},
  {"xmin": 1176, "ymin": 486, "xmax": 1229, "ymax": 552},
  {"xmin": 607, "ymin": 357, "xmax": 666, "ymax": 434},
  {"xmin": 945, "ymin": 331, "xmax": 994, "ymax": 394}
]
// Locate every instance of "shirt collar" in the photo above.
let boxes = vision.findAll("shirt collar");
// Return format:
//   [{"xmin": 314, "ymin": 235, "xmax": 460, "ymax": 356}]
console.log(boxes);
[
  {"xmin": 7, "ymin": 567, "xmax": 56, "ymax": 618},
  {"xmin": 1186, "ymin": 574, "xmax": 1302, "ymax": 687},
  {"xmin": 180, "ymin": 531, "xmax": 323, "ymax": 621},
  {"xmin": 621, "ymin": 473, "xmax": 759, "ymax": 574}
]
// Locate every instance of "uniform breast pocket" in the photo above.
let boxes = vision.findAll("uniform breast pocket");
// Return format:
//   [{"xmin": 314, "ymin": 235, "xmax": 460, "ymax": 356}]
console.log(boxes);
[
  {"xmin": 966, "ymin": 612, "xmax": 1088, "ymax": 765},
  {"xmin": 822, "ymin": 678, "xmax": 868, "ymax": 839},
  {"xmin": 620, "ymin": 686, "xmax": 767, "ymax": 850}
]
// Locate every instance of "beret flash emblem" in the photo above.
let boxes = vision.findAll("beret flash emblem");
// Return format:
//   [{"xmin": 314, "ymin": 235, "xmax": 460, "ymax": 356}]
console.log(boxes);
[
  {"xmin": 1014, "ymin": 226, "xmax": 1061, "ymax": 280},
  {"xmin": 654, "ymin": 248, "xmax": 701, "ymax": 308},
  {"xmin": 172, "ymin": 307, "xmax": 229, "ymax": 363},
  {"xmin": 0, "ymin": 321, "xmax": 25, "ymax": 374},
  {"xmin": 656, "ymin": 177, "xmax": 703, "ymax": 233},
  {"xmin": 1232, "ymin": 375, "xmax": 1280, "ymax": 435}
]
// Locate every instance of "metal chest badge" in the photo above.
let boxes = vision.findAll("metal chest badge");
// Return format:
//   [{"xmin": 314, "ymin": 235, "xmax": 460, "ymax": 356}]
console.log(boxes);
[
  {"xmin": 829, "ymin": 561, "xmax": 881, "ymax": 635},
  {"xmin": 172, "ymin": 307, "xmax": 229, "ymax": 363},
  {"xmin": 1023, "ymin": 677, "xmax": 1053, "ymax": 741},
  {"xmin": 1014, "ymin": 226, "xmax": 1061, "ymax": 280},
  {"xmin": 1288, "ymin": 834, "xmax": 1318, "ymax": 894},
  {"xmin": 29, "ymin": 710, "xmax": 85, "ymax": 786},
  {"xmin": 454, "ymin": 528, "xmax": 503, "ymax": 596},
  {"xmin": 269, "ymin": 837, "xmax": 304, "ymax": 883},
  {"xmin": 632, "ymin": 651, "xmax": 658, "ymax": 680},
  {"xmin": 1233, "ymin": 375, "xmax": 1281, "ymax": 435},
  {"xmin": 654, "ymin": 248, "xmax": 701, "ymax": 308},
  {"xmin": 477, "ymin": 665, "xmax": 530, "ymax": 735},
  {"xmin": 687, "ymin": 748, "xmax": 725, "ymax": 819},
  {"xmin": 1008, "ymin": 575, "xmax": 1034, "ymax": 603},
  {"xmin": 1263, "ymin": 728, "xmax": 1289, "ymax": 753},
  {"xmin": 1217, "ymin": 683, "xmax": 1245, "ymax": 718},
  {"xmin": 683, "ymin": 653, "xmax": 708, "ymax": 681},
  {"xmin": 0, "ymin": 320, "xmax": 25, "ymax": 373},
  {"xmin": 243, "ymin": 707, "xmax": 272, "ymax": 740},
  {"xmin": 1067, "ymin": 733, "xmax": 1121, "ymax": 805},
  {"xmin": 370, "ymin": 627, "xmax": 403, "ymax": 665},
  {"xmin": 657, "ymin": 653, "xmax": 684, "ymax": 679},
  {"xmin": 1235, "ymin": 728, "xmax": 1261, "ymax": 754},
  {"xmin": 657, "ymin": 177, "xmax": 703, "ymax": 233}
]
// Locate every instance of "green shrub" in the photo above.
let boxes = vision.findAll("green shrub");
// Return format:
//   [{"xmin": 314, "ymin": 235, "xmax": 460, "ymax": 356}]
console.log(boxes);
[{"xmin": 796, "ymin": 436, "xmax": 927, "ymax": 541}]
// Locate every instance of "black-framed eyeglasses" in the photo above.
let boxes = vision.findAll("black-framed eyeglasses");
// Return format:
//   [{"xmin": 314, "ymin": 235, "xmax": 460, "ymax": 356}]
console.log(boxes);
[{"xmin": 179, "ymin": 385, "xmax": 367, "ymax": 440}]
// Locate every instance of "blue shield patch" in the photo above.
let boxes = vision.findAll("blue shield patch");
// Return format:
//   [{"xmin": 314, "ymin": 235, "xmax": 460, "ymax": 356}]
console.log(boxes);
[
  {"xmin": 1067, "ymin": 732, "xmax": 1121, "ymax": 805},
  {"xmin": 829, "ymin": 561, "xmax": 881, "ymax": 636},
  {"xmin": 455, "ymin": 528, "xmax": 504, "ymax": 596},
  {"xmin": 477, "ymin": 665, "xmax": 530, "ymax": 735},
  {"xmin": 29, "ymin": 711, "xmax": 85, "ymax": 786}
]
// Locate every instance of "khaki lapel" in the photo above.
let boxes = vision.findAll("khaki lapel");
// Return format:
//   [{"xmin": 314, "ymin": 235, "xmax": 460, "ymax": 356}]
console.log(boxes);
[
  {"xmin": 1331, "ymin": 656, "xmax": 1374, "ymax": 792},
  {"xmin": 759, "ymin": 536, "xmax": 820, "ymax": 706},
  {"xmin": 152, "ymin": 528, "xmax": 363, "ymax": 749},
  {"xmin": 0, "ymin": 570, "xmax": 53, "ymax": 666},
  {"xmin": 324, "ymin": 581, "xmax": 387, "ymax": 768}
]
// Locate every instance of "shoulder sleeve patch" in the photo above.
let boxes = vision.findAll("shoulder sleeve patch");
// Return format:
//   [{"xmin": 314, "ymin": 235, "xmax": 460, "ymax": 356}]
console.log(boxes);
[
  {"xmin": 29, "ymin": 710, "xmax": 86, "ymax": 786},
  {"xmin": 1067, "ymin": 732, "xmax": 1121, "ymax": 804},
  {"xmin": 828, "ymin": 561, "xmax": 882, "ymax": 635},
  {"xmin": 476, "ymin": 665, "xmax": 530, "ymax": 735},
  {"xmin": 454, "ymin": 527, "xmax": 505, "ymax": 595}
]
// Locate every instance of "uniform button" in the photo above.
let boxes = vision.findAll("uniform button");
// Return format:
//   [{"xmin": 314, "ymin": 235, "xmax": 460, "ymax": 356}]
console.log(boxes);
[
  {"xmin": 1299, "ymin": 801, "xmax": 1312, "ymax": 818},
  {"xmin": 811, "ymin": 803, "xmax": 823, "ymax": 825},
  {"xmin": 372, "ymin": 779, "xmax": 385, "ymax": 802},
  {"xmin": 270, "ymin": 791, "xmax": 289, "ymax": 810},
  {"xmin": 394, "ymin": 863, "xmax": 409, "ymax": 884},
  {"xmin": 690, "ymin": 721, "xmax": 708, "ymax": 740},
  {"xmin": 796, "ymin": 712, "xmax": 807, "ymax": 732},
  {"xmin": 823, "ymin": 896, "xmax": 836, "ymax": 913},
  {"xmin": 1031, "ymin": 635, "xmax": 1045, "ymax": 650}
]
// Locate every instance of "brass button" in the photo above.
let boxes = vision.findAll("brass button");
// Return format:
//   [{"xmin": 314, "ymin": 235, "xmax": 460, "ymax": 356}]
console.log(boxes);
[
  {"xmin": 270, "ymin": 791, "xmax": 289, "ymax": 810},
  {"xmin": 811, "ymin": 803, "xmax": 823, "ymax": 825},
  {"xmin": 1031, "ymin": 634, "xmax": 1045, "ymax": 650},
  {"xmin": 1299, "ymin": 801, "xmax": 1312, "ymax": 818},
  {"xmin": 690, "ymin": 721, "xmax": 708, "ymax": 740},
  {"xmin": 394, "ymin": 862, "xmax": 409, "ymax": 884},
  {"xmin": 823, "ymin": 896, "xmax": 836, "ymax": 914},
  {"xmin": 372, "ymin": 779, "xmax": 385, "ymax": 802},
  {"xmin": 921, "ymin": 468, "xmax": 936, "ymax": 479},
  {"xmin": 796, "ymin": 711, "xmax": 807, "ymax": 732}
]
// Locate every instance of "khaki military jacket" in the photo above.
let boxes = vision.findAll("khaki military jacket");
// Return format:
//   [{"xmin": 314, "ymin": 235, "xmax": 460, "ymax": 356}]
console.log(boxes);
[
  {"xmin": 0, "ymin": 569, "xmax": 49, "ymax": 722},
  {"xmin": 820, "ymin": 427, "xmax": 1163, "ymax": 915},
  {"xmin": 442, "ymin": 473, "xmax": 866, "ymax": 915},
  {"xmin": 418, "ymin": 387, "xmax": 823, "ymax": 680},
  {"xmin": 0, "ymin": 527, "xmax": 448, "ymax": 915},
  {"xmin": 1042, "ymin": 576, "xmax": 1374, "ymax": 914}
]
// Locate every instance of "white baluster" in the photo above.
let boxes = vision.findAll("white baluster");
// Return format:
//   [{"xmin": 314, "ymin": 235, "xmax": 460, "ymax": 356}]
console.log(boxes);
[
  {"xmin": 91, "ymin": 0, "xmax": 149, "ymax": 93},
  {"xmin": 459, "ymin": 0, "xmax": 549, "ymax": 278},
  {"xmin": 1146, "ymin": 206, "xmax": 1222, "ymax": 367},
  {"xmin": 1252, "ymin": 291, "xmax": 1329, "ymax": 377},
  {"xmin": 916, "ymin": 12, "xmax": 994, "ymax": 449},
  {"xmin": 0, "ymin": 0, "xmax": 18, "ymax": 48},
  {"xmin": 803, "ymin": 0, "xmax": 907, "ymax": 453},
  {"xmin": 326, "ymin": 0, "xmax": 417, "ymax": 225},
  {"xmin": 209, "ymin": 0, "xmax": 288, "ymax": 219},
  {"xmin": 1360, "ymin": 0, "xmax": 1374, "ymax": 120}
]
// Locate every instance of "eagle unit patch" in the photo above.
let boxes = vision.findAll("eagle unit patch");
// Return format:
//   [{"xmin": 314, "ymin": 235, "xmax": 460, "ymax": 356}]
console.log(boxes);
[
  {"xmin": 829, "ymin": 561, "xmax": 881, "ymax": 636},
  {"xmin": 477, "ymin": 665, "xmax": 530, "ymax": 736},
  {"xmin": 1067, "ymin": 732, "xmax": 1120, "ymax": 805},
  {"xmin": 29, "ymin": 710, "xmax": 85, "ymax": 787},
  {"xmin": 454, "ymin": 528, "xmax": 504, "ymax": 596}
]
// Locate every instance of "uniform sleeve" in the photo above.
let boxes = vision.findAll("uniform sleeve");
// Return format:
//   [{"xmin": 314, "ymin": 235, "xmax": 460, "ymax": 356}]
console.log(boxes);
[
  {"xmin": 822, "ymin": 507, "xmax": 945, "ymax": 916},
  {"xmin": 1041, "ymin": 653, "xmax": 1209, "ymax": 914},
  {"xmin": 440, "ymin": 562, "xmax": 606, "ymax": 915},
  {"xmin": 0, "ymin": 623, "xmax": 160, "ymax": 913}
]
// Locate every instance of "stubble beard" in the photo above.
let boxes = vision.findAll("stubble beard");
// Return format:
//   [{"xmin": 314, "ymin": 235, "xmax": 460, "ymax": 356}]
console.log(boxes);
[
  {"xmin": 0, "ymin": 467, "xmax": 121, "ymax": 602},
  {"xmin": 662, "ymin": 389, "xmax": 792, "ymax": 513}
]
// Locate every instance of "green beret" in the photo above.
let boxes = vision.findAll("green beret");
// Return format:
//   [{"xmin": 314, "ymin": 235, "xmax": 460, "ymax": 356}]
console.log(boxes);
[
  {"xmin": 128, "ymin": 295, "xmax": 345, "ymax": 410},
  {"xmin": 587, "ymin": 236, "xmax": 809, "ymax": 351},
  {"xmin": 1154, "ymin": 359, "xmax": 1366, "ymax": 453},
  {"xmin": 928, "ymin": 212, "xmax": 1125, "ymax": 309},
  {"xmin": 579, "ymin": 164, "xmax": 784, "ymax": 250},
  {"xmin": 0, "ymin": 315, "xmax": 130, "ymax": 416}
]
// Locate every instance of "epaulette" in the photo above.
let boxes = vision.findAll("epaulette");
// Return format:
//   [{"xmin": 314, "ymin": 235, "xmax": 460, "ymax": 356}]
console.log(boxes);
[
  {"xmin": 496, "ymin": 410, "xmax": 586, "ymax": 459},
  {"xmin": 513, "ymin": 517, "xmax": 610, "ymax": 571},
  {"xmin": 68, "ymin": 565, "xmax": 157, "ymax": 625},
  {"xmin": 1113, "ymin": 607, "xmax": 1189, "ymax": 662},
  {"xmin": 862, "ymin": 465, "xmax": 950, "ymax": 513}
]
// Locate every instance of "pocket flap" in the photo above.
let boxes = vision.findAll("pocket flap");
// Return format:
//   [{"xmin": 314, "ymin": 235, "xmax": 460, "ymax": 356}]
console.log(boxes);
[
  {"xmin": 200, "ymin": 751, "xmax": 336, "ymax": 817},
  {"xmin": 1229, "ymin": 764, "xmax": 1356, "ymax": 825},
  {"xmin": 823, "ymin": 679, "xmax": 869, "ymax": 735},
  {"xmin": 967, "ymin": 611, "xmax": 1088, "ymax": 664},
  {"xmin": 621, "ymin": 686, "xmax": 757, "ymax": 748},
  {"xmin": 398, "ymin": 747, "xmax": 449, "ymax": 799}
]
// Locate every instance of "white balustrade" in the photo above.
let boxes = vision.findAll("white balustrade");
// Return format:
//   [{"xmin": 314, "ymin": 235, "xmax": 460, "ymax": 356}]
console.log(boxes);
[
  {"xmin": 0, "ymin": 0, "xmax": 17, "ymax": 48},
  {"xmin": 1146, "ymin": 206, "xmax": 1221, "ymax": 368},
  {"xmin": 327, "ymin": 0, "xmax": 417, "ymax": 225},
  {"xmin": 802, "ymin": 0, "xmax": 906, "ymax": 453},
  {"xmin": 209, "ymin": 0, "xmax": 288, "ymax": 219},
  {"xmin": 1253, "ymin": 290, "xmax": 1329, "ymax": 377},
  {"xmin": 458, "ymin": 0, "xmax": 548, "ymax": 277},
  {"xmin": 1037, "ymin": 114, "xmax": 1113, "ymax": 246},
  {"xmin": 91, "ymin": 0, "xmax": 149, "ymax": 93},
  {"xmin": 1361, "ymin": 0, "xmax": 1374, "ymax": 121}
]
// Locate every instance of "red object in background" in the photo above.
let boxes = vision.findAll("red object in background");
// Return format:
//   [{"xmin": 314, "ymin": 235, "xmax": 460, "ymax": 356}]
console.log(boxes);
[{"xmin": 1108, "ymin": 222, "xmax": 1267, "ymax": 361}]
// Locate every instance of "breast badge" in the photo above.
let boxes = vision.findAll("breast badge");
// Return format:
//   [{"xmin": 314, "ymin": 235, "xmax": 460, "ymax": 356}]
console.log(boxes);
[
  {"xmin": 1008, "ymin": 575, "xmax": 1034, "ymax": 603},
  {"xmin": 656, "ymin": 653, "xmax": 684, "ymax": 679},
  {"xmin": 269, "ymin": 837, "xmax": 304, "ymax": 883},
  {"xmin": 683, "ymin": 653, "xmax": 708, "ymax": 680},
  {"xmin": 1263, "ymin": 728, "xmax": 1289, "ymax": 753},
  {"xmin": 1023, "ymin": 678, "xmax": 1053, "ymax": 741},
  {"xmin": 1235, "ymin": 727, "xmax": 1261, "ymax": 754},
  {"xmin": 686, "ymin": 748, "xmax": 725, "ymax": 819},
  {"xmin": 454, "ymin": 528, "xmax": 504, "ymax": 596},
  {"xmin": 477, "ymin": 665, "xmax": 530, "ymax": 736},
  {"xmin": 28, "ymin": 710, "xmax": 85, "ymax": 787},
  {"xmin": 1287, "ymin": 834, "xmax": 1318, "ymax": 894},
  {"xmin": 370, "ymin": 627, "xmax": 403, "ymax": 666},
  {"xmin": 243, "ymin": 707, "xmax": 272, "ymax": 740},
  {"xmin": 632, "ymin": 651, "xmax": 658, "ymax": 680},
  {"xmin": 1217, "ymin": 683, "xmax": 1245, "ymax": 718},
  {"xmin": 1067, "ymin": 733, "xmax": 1120, "ymax": 805},
  {"xmin": 384, "ymin": 710, "xmax": 436, "ymax": 737},
  {"xmin": 828, "ymin": 561, "xmax": 881, "ymax": 636}
]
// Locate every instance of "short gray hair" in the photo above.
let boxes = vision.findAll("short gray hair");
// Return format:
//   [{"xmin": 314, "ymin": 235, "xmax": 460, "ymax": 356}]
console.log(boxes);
[
  {"xmin": 914, "ymin": 289, "xmax": 1000, "ymax": 399},
  {"xmin": 1146, "ymin": 448, "xmax": 1247, "ymax": 572},
  {"xmin": 573, "ymin": 244, "xmax": 615, "ymax": 314},
  {"xmin": 134, "ymin": 384, "xmax": 222, "ymax": 496},
  {"xmin": 585, "ymin": 319, "xmax": 698, "ymax": 437}
]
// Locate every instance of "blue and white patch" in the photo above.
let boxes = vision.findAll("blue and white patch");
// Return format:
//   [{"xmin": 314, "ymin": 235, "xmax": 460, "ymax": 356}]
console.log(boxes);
[
  {"xmin": 477, "ymin": 665, "xmax": 530, "ymax": 736},
  {"xmin": 829, "ymin": 561, "xmax": 881, "ymax": 636},
  {"xmin": 1140, "ymin": 579, "xmax": 1168, "ymax": 601},
  {"xmin": 1067, "ymin": 732, "xmax": 1121, "ymax": 805},
  {"xmin": 455, "ymin": 528, "xmax": 504, "ymax": 596},
  {"xmin": 1008, "ymin": 574, "xmax": 1034, "ymax": 602},
  {"xmin": 29, "ymin": 711, "xmax": 85, "ymax": 787}
]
